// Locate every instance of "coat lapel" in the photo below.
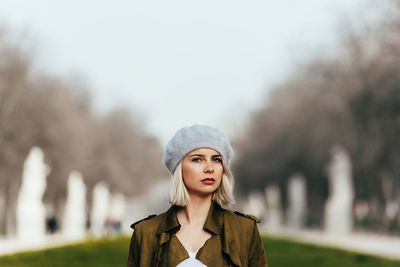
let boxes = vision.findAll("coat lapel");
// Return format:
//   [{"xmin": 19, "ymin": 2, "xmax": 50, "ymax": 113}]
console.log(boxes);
[
  {"xmin": 200, "ymin": 202, "xmax": 242, "ymax": 266},
  {"xmin": 156, "ymin": 203, "xmax": 242, "ymax": 267},
  {"xmin": 222, "ymin": 211, "xmax": 242, "ymax": 266},
  {"xmin": 166, "ymin": 235, "xmax": 189, "ymax": 266},
  {"xmin": 155, "ymin": 206, "xmax": 188, "ymax": 267}
]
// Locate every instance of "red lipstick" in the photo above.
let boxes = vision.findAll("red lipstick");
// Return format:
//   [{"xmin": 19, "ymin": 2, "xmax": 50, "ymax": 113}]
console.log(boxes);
[{"xmin": 201, "ymin": 178, "xmax": 215, "ymax": 185}]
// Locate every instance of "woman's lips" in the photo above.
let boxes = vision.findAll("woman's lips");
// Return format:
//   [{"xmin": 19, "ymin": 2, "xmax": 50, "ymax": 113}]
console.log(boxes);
[{"xmin": 201, "ymin": 178, "xmax": 215, "ymax": 185}]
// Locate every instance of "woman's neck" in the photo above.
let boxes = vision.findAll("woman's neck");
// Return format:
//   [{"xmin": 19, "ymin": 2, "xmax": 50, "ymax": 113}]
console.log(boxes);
[{"xmin": 179, "ymin": 194, "xmax": 212, "ymax": 225}]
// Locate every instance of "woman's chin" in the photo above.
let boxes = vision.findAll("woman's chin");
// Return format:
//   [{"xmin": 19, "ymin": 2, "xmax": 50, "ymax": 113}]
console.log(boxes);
[{"xmin": 187, "ymin": 189, "xmax": 216, "ymax": 198}]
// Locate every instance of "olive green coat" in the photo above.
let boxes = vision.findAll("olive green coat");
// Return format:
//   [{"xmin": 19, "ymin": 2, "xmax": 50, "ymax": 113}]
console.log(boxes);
[{"xmin": 127, "ymin": 202, "xmax": 267, "ymax": 267}]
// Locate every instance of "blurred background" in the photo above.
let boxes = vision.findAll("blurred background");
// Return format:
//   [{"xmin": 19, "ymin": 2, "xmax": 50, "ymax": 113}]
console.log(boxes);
[{"xmin": 0, "ymin": 0, "xmax": 400, "ymax": 265}]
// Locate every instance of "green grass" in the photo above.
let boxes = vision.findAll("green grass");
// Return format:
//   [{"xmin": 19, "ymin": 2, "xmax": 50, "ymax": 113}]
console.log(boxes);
[
  {"xmin": 0, "ymin": 235, "xmax": 399, "ymax": 267},
  {"xmin": 263, "ymin": 236, "xmax": 400, "ymax": 267},
  {"xmin": 0, "ymin": 237, "xmax": 129, "ymax": 267}
]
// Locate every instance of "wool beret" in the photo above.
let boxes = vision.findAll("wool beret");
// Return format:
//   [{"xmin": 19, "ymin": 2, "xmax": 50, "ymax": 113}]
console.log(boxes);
[{"xmin": 163, "ymin": 124, "xmax": 234, "ymax": 174}]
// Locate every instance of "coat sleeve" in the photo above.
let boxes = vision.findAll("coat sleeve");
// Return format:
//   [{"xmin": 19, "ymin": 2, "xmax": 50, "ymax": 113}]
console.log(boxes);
[
  {"xmin": 127, "ymin": 229, "xmax": 141, "ymax": 267},
  {"xmin": 248, "ymin": 222, "xmax": 268, "ymax": 267}
]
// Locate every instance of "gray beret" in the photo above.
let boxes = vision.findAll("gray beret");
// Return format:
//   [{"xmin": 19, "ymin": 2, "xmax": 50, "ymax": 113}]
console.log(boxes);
[{"xmin": 163, "ymin": 124, "xmax": 234, "ymax": 174}]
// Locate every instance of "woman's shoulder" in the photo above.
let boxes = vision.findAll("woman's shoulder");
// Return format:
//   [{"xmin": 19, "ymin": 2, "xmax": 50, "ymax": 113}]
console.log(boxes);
[
  {"xmin": 219, "ymin": 207, "xmax": 262, "ymax": 244},
  {"xmin": 130, "ymin": 210, "xmax": 169, "ymax": 233},
  {"xmin": 130, "ymin": 214, "xmax": 158, "ymax": 230},
  {"xmin": 232, "ymin": 210, "xmax": 261, "ymax": 223},
  {"xmin": 221, "ymin": 206, "xmax": 261, "ymax": 226}
]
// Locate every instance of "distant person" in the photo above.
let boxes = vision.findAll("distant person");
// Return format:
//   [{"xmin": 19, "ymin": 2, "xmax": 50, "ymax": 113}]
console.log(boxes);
[
  {"xmin": 46, "ymin": 216, "xmax": 58, "ymax": 234},
  {"xmin": 127, "ymin": 125, "xmax": 267, "ymax": 267}
]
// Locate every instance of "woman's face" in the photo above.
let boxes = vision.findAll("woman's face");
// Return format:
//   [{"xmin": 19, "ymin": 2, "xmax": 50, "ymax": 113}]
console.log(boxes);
[{"xmin": 181, "ymin": 148, "xmax": 224, "ymax": 197}]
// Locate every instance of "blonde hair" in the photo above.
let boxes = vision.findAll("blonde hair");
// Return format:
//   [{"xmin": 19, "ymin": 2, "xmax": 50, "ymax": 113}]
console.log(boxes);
[{"xmin": 168, "ymin": 160, "xmax": 235, "ymax": 208}]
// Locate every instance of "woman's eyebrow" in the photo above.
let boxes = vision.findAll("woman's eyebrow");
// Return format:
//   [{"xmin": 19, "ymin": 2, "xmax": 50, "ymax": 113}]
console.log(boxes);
[
  {"xmin": 188, "ymin": 154, "xmax": 204, "ymax": 157},
  {"xmin": 188, "ymin": 154, "xmax": 221, "ymax": 157}
]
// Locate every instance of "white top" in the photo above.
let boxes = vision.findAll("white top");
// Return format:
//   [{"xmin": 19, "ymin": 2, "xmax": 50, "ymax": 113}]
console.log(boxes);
[{"xmin": 176, "ymin": 249, "xmax": 207, "ymax": 267}]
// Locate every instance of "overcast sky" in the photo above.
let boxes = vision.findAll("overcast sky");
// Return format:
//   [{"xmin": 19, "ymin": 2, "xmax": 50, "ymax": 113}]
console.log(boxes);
[{"xmin": 0, "ymin": 0, "xmax": 367, "ymax": 144}]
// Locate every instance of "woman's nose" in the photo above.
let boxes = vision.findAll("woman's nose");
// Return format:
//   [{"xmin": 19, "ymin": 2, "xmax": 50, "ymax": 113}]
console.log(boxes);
[{"xmin": 204, "ymin": 160, "xmax": 214, "ymax": 173}]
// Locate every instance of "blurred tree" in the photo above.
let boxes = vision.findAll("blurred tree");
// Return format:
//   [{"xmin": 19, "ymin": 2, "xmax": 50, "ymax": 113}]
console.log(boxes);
[
  {"xmin": 0, "ymin": 29, "xmax": 36, "ymax": 236},
  {"xmin": 0, "ymin": 27, "xmax": 166, "ymax": 236},
  {"xmin": 233, "ymin": 0, "xmax": 400, "ymax": 231}
]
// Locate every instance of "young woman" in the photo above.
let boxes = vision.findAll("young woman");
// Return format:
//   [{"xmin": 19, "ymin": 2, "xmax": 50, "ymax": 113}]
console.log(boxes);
[{"xmin": 127, "ymin": 125, "xmax": 267, "ymax": 267}]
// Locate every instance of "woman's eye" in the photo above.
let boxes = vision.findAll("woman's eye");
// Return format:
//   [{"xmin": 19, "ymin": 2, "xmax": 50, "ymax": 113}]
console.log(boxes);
[
  {"xmin": 213, "ymin": 157, "xmax": 222, "ymax": 162},
  {"xmin": 192, "ymin": 158, "xmax": 201, "ymax": 162}
]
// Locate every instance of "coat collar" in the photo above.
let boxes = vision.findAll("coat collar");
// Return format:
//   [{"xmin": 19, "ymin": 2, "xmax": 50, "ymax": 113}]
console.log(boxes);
[
  {"xmin": 154, "ymin": 202, "xmax": 242, "ymax": 266},
  {"xmin": 156, "ymin": 201, "xmax": 223, "ymax": 235},
  {"xmin": 203, "ymin": 201, "xmax": 222, "ymax": 235},
  {"xmin": 156, "ymin": 205, "xmax": 180, "ymax": 235}
]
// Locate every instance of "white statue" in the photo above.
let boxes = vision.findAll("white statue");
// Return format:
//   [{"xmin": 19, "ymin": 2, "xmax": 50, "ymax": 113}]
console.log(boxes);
[
  {"xmin": 16, "ymin": 147, "xmax": 50, "ymax": 244},
  {"xmin": 109, "ymin": 192, "xmax": 126, "ymax": 224},
  {"xmin": 265, "ymin": 185, "xmax": 283, "ymax": 230},
  {"xmin": 324, "ymin": 145, "xmax": 354, "ymax": 234},
  {"xmin": 243, "ymin": 191, "xmax": 267, "ymax": 222},
  {"xmin": 63, "ymin": 171, "xmax": 87, "ymax": 240},
  {"xmin": 90, "ymin": 182, "xmax": 110, "ymax": 236},
  {"xmin": 287, "ymin": 174, "xmax": 307, "ymax": 230}
]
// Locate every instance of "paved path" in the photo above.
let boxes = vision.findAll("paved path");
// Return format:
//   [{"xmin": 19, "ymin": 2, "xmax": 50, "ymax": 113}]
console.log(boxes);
[
  {"xmin": 263, "ymin": 228, "xmax": 400, "ymax": 260},
  {"xmin": 0, "ymin": 234, "xmax": 85, "ymax": 256}
]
